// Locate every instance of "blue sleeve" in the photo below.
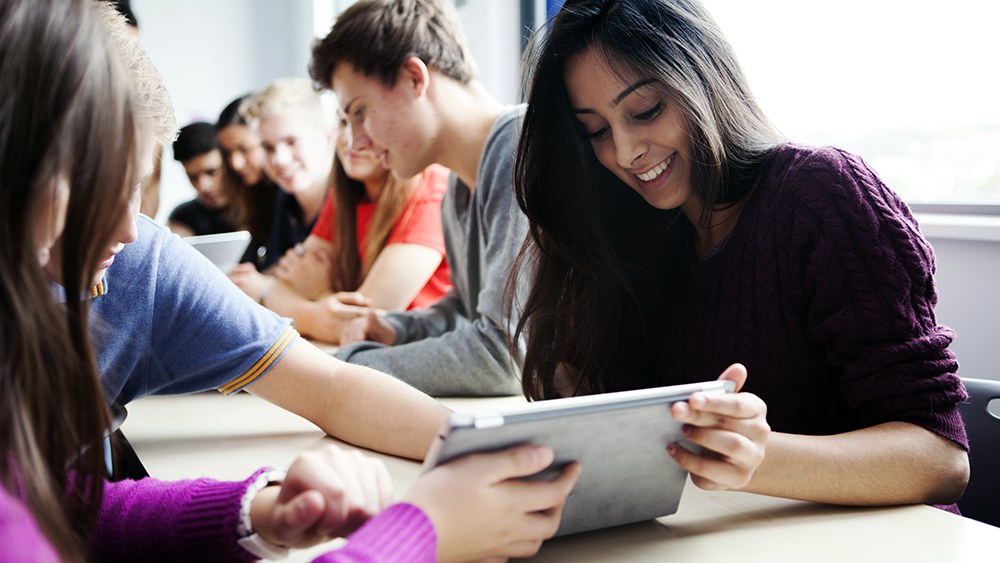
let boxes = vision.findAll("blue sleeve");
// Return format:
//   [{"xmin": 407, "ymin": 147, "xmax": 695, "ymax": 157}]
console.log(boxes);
[{"xmin": 94, "ymin": 217, "xmax": 296, "ymax": 404}]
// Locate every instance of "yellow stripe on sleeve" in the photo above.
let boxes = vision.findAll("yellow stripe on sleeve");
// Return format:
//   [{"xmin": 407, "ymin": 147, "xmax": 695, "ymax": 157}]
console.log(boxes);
[
  {"xmin": 218, "ymin": 326, "xmax": 298, "ymax": 395},
  {"xmin": 90, "ymin": 278, "xmax": 107, "ymax": 298}
]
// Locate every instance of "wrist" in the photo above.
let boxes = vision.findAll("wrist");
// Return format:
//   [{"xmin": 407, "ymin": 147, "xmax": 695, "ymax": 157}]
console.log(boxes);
[
  {"xmin": 290, "ymin": 302, "xmax": 321, "ymax": 338},
  {"xmin": 258, "ymin": 278, "xmax": 277, "ymax": 305},
  {"xmin": 249, "ymin": 486, "xmax": 282, "ymax": 544},
  {"xmin": 238, "ymin": 468, "xmax": 289, "ymax": 560}
]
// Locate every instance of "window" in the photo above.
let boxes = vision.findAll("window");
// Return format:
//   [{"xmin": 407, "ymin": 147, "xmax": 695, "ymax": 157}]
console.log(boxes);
[{"xmin": 704, "ymin": 0, "xmax": 1000, "ymax": 203}]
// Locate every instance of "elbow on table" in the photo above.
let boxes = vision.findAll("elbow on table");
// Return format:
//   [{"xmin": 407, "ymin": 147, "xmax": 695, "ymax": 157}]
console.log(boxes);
[{"xmin": 922, "ymin": 446, "xmax": 970, "ymax": 505}]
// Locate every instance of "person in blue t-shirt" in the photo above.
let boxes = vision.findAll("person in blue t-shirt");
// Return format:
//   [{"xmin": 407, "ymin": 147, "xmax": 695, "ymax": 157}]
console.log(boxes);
[{"xmin": 44, "ymin": 9, "xmax": 451, "ymax": 466}]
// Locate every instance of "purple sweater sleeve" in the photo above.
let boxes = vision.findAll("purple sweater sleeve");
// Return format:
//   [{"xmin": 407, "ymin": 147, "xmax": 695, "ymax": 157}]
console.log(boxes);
[
  {"xmin": 791, "ymin": 147, "xmax": 967, "ymax": 445},
  {"xmin": 4, "ymin": 475, "xmax": 436, "ymax": 562},
  {"xmin": 90, "ymin": 471, "xmax": 264, "ymax": 562},
  {"xmin": 312, "ymin": 503, "xmax": 437, "ymax": 563}
]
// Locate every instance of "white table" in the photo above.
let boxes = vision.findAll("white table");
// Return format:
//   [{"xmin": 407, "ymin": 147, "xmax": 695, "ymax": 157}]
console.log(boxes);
[{"xmin": 121, "ymin": 392, "xmax": 1000, "ymax": 562}]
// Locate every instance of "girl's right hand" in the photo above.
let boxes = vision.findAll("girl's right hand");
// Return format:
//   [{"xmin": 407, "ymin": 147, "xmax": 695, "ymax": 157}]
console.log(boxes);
[
  {"xmin": 668, "ymin": 364, "xmax": 769, "ymax": 491},
  {"xmin": 403, "ymin": 444, "xmax": 582, "ymax": 562}
]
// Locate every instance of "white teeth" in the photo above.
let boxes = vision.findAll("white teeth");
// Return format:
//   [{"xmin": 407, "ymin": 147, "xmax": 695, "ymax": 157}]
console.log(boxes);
[{"xmin": 636, "ymin": 155, "xmax": 673, "ymax": 182}]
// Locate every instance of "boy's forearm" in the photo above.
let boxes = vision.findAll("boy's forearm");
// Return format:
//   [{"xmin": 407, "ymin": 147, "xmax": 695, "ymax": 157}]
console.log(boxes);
[{"xmin": 248, "ymin": 339, "xmax": 449, "ymax": 460}]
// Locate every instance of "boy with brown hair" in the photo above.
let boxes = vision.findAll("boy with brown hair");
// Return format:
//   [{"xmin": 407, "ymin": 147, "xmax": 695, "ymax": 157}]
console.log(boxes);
[{"xmin": 311, "ymin": 0, "xmax": 527, "ymax": 396}]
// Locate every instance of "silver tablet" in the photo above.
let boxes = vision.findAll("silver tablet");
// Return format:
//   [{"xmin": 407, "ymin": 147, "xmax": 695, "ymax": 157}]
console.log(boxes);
[
  {"xmin": 422, "ymin": 379, "xmax": 736, "ymax": 536},
  {"xmin": 183, "ymin": 230, "xmax": 251, "ymax": 272}
]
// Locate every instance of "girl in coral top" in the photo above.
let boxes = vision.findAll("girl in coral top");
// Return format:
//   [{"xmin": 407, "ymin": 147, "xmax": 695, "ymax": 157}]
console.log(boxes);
[{"xmin": 237, "ymin": 113, "xmax": 453, "ymax": 344}]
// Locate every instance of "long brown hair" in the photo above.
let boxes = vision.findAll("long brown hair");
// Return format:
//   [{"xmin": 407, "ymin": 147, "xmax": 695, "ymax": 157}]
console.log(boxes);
[
  {"xmin": 0, "ymin": 0, "xmax": 138, "ymax": 559},
  {"xmin": 331, "ymin": 158, "xmax": 416, "ymax": 291},
  {"xmin": 511, "ymin": 0, "xmax": 784, "ymax": 400},
  {"xmin": 217, "ymin": 95, "xmax": 278, "ymax": 258}
]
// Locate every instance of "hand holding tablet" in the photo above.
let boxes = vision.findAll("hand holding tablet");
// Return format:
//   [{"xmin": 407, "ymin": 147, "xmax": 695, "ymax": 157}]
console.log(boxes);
[{"xmin": 422, "ymin": 379, "xmax": 737, "ymax": 536}]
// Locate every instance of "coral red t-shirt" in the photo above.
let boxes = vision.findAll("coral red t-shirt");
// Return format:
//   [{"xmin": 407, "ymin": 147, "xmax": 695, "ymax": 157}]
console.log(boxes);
[{"xmin": 311, "ymin": 164, "xmax": 452, "ymax": 310}]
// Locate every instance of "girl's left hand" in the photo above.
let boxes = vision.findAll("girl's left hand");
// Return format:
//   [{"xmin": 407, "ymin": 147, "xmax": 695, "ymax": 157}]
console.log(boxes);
[
  {"xmin": 276, "ymin": 244, "xmax": 336, "ymax": 301},
  {"xmin": 668, "ymin": 364, "xmax": 769, "ymax": 490}
]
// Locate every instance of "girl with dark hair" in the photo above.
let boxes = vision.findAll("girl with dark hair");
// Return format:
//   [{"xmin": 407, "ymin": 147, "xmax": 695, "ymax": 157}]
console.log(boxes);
[
  {"xmin": 217, "ymin": 94, "xmax": 280, "ymax": 268},
  {"xmin": 513, "ymin": 0, "xmax": 968, "ymax": 509},
  {"xmin": 1, "ymin": 1, "xmax": 578, "ymax": 561}
]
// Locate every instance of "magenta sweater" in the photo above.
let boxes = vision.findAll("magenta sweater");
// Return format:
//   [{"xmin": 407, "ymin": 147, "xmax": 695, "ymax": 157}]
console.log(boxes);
[
  {"xmin": 0, "ymin": 471, "xmax": 435, "ymax": 562},
  {"xmin": 659, "ymin": 144, "xmax": 968, "ymax": 446}
]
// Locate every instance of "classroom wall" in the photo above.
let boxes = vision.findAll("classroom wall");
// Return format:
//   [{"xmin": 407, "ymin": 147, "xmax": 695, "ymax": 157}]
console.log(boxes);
[
  {"xmin": 925, "ymin": 236, "xmax": 1000, "ymax": 383},
  {"xmin": 453, "ymin": 0, "xmax": 521, "ymax": 105},
  {"xmin": 130, "ymin": 0, "xmax": 318, "ymax": 223},
  {"xmin": 129, "ymin": 0, "xmax": 523, "ymax": 224}
]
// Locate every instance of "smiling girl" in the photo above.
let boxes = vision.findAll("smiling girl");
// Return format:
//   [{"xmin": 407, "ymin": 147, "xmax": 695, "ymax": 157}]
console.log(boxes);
[
  {"xmin": 233, "ymin": 111, "xmax": 452, "ymax": 344},
  {"xmin": 512, "ymin": 0, "xmax": 969, "ymax": 509}
]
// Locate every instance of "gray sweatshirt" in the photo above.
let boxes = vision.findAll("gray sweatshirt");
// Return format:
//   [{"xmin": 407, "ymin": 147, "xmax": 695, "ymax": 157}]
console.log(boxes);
[{"xmin": 335, "ymin": 106, "xmax": 527, "ymax": 396}]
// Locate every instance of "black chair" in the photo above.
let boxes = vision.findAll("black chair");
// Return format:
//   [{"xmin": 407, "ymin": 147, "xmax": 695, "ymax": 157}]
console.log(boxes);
[
  {"xmin": 109, "ymin": 428, "xmax": 149, "ymax": 481},
  {"xmin": 956, "ymin": 377, "xmax": 1000, "ymax": 527}
]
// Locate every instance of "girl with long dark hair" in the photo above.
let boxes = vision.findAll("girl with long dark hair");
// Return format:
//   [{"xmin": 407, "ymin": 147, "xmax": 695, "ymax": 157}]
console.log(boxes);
[{"xmin": 513, "ymin": 0, "xmax": 968, "ymax": 508}]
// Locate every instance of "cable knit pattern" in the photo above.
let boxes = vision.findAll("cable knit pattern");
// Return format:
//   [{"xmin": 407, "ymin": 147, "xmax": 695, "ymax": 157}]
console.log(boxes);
[{"xmin": 659, "ymin": 144, "xmax": 968, "ymax": 447}]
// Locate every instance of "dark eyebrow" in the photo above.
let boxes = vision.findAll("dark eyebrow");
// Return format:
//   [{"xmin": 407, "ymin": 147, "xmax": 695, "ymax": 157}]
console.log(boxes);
[
  {"xmin": 342, "ymin": 95, "xmax": 361, "ymax": 115},
  {"xmin": 572, "ymin": 78, "xmax": 658, "ymax": 114},
  {"xmin": 613, "ymin": 78, "xmax": 657, "ymax": 106}
]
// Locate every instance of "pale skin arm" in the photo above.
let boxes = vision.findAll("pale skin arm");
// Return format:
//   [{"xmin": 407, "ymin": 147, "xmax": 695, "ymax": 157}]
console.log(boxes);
[
  {"xmin": 275, "ymin": 236, "xmax": 443, "ymax": 311},
  {"xmin": 277, "ymin": 239, "xmax": 443, "ymax": 311},
  {"xmin": 271, "ymin": 241, "xmax": 441, "ymax": 343},
  {"xmin": 738, "ymin": 423, "xmax": 969, "ymax": 505},
  {"xmin": 669, "ymin": 364, "xmax": 970, "ymax": 506},
  {"xmin": 245, "ymin": 339, "xmax": 450, "ymax": 460},
  {"xmin": 354, "ymin": 243, "xmax": 443, "ymax": 311},
  {"xmin": 275, "ymin": 235, "xmax": 336, "ymax": 300}
]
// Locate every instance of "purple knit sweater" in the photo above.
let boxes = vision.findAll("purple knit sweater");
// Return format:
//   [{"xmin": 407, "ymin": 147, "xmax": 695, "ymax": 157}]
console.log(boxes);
[
  {"xmin": 0, "ymin": 471, "xmax": 435, "ymax": 562},
  {"xmin": 658, "ymin": 144, "xmax": 968, "ymax": 448}
]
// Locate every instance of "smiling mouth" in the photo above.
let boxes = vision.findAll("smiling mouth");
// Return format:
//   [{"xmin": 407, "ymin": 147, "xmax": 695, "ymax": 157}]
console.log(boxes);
[
  {"xmin": 347, "ymin": 148, "xmax": 375, "ymax": 159},
  {"xmin": 635, "ymin": 154, "xmax": 674, "ymax": 182},
  {"xmin": 98, "ymin": 254, "xmax": 116, "ymax": 269}
]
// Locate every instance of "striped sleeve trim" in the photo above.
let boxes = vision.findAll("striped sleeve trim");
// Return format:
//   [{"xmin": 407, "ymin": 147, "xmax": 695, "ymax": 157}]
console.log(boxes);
[
  {"xmin": 90, "ymin": 278, "xmax": 107, "ymax": 298},
  {"xmin": 218, "ymin": 326, "xmax": 298, "ymax": 395}
]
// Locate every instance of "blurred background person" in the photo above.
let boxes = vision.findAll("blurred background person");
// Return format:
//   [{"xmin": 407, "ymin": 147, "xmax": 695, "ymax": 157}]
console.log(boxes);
[
  {"xmin": 231, "ymin": 78, "xmax": 333, "ymax": 281},
  {"xmin": 247, "ymin": 113, "xmax": 453, "ymax": 343},
  {"xmin": 216, "ymin": 94, "xmax": 279, "ymax": 269},
  {"xmin": 167, "ymin": 121, "xmax": 233, "ymax": 237}
]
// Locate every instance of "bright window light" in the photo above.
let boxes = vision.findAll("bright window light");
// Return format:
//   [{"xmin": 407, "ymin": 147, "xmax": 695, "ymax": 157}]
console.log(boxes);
[{"xmin": 704, "ymin": 0, "xmax": 1000, "ymax": 203}]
